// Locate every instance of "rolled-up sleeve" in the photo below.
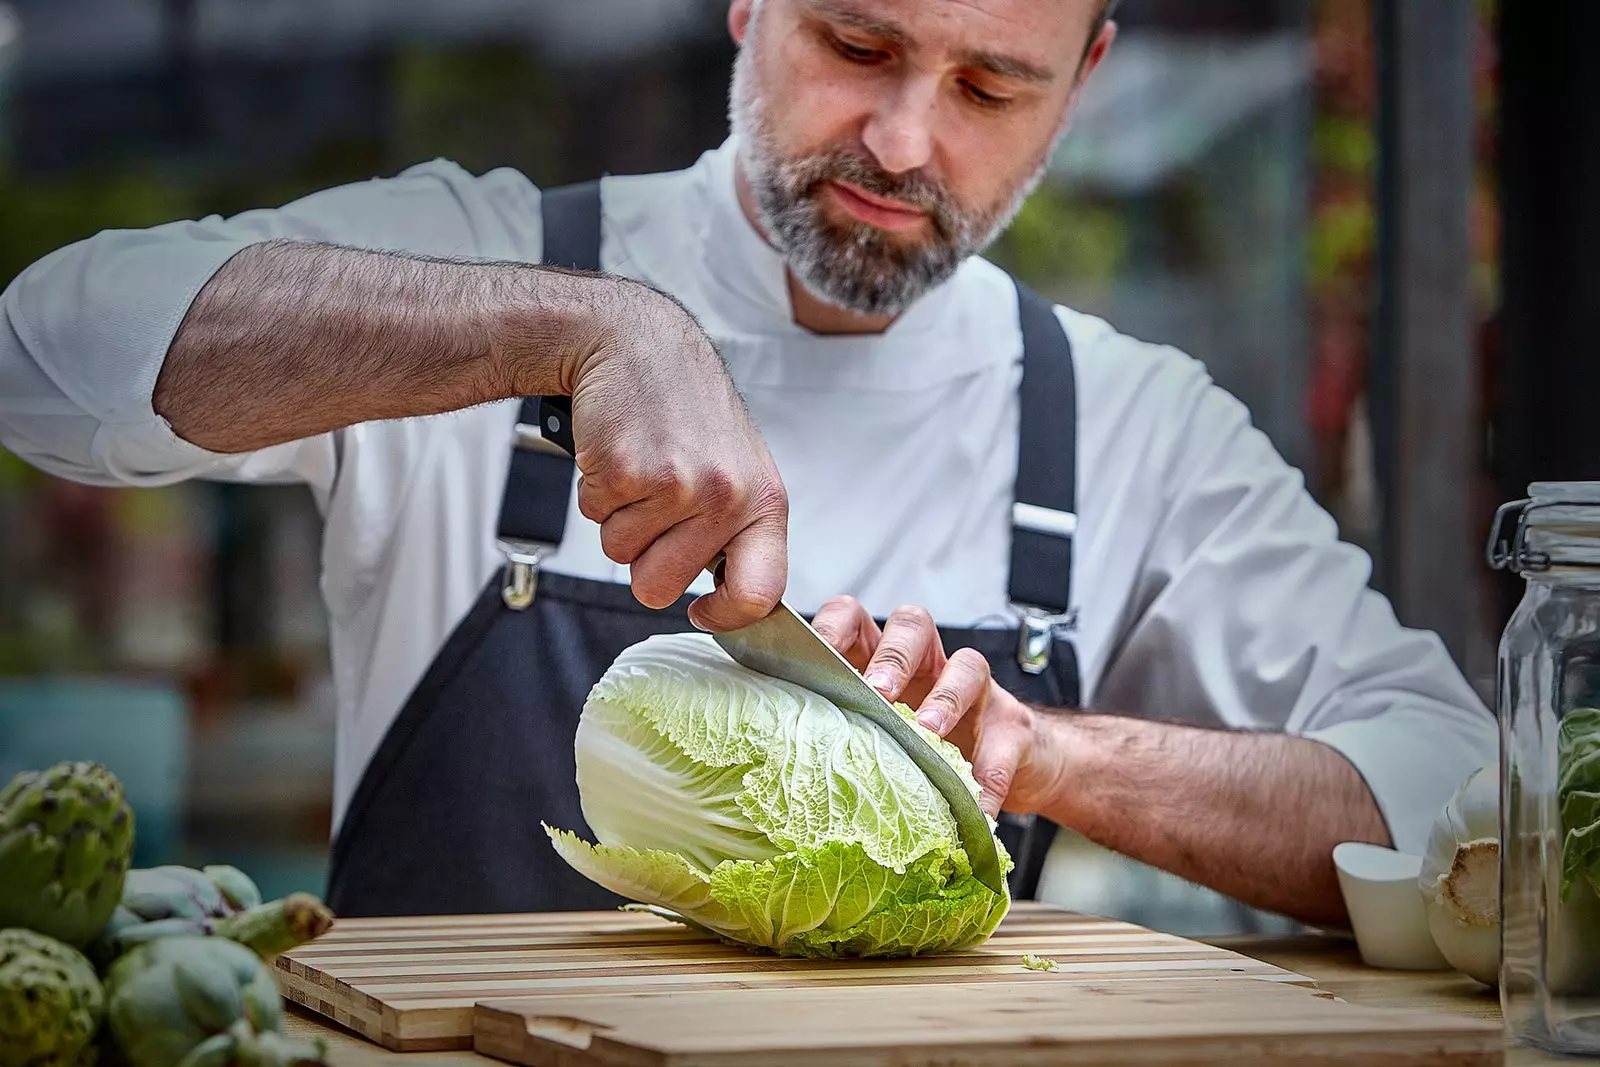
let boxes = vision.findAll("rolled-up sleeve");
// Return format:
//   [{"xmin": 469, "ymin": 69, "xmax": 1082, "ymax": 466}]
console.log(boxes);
[
  {"xmin": 1086, "ymin": 336, "xmax": 1496, "ymax": 858},
  {"xmin": 0, "ymin": 159, "xmax": 540, "ymax": 494}
]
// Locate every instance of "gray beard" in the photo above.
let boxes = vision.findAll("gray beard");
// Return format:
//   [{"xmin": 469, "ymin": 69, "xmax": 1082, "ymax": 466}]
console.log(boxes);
[{"xmin": 727, "ymin": 36, "xmax": 1052, "ymax": 318}]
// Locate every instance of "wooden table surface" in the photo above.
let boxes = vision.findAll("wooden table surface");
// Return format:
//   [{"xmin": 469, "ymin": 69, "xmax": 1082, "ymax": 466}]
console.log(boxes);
[{"xmin": 281, "ymin": 931, "xmax": 1574, "ymax": 1065}]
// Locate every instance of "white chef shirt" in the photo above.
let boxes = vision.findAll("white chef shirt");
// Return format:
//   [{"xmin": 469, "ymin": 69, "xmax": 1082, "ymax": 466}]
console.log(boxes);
[{"xmin": 0, "ymin": 135, "xmax": 1496, "ymax": 874}]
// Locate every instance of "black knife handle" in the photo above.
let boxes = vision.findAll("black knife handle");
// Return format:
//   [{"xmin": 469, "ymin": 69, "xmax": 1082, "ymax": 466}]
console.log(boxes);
[{"xmin": 537, "ymin": 395, "xmax": 575, "ymax": 456}]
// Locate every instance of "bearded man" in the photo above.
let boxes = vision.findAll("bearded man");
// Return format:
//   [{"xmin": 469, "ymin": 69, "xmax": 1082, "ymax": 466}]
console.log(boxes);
[{"xmin": 0, "ymin": 0, "xmax": 1493, "ymax": 931}]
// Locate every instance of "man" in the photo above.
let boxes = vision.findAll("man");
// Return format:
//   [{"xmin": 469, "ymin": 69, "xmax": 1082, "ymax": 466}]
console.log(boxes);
[{"xmin": 0, "ymin": 0, "xmax": 1494, "ymax": 931}]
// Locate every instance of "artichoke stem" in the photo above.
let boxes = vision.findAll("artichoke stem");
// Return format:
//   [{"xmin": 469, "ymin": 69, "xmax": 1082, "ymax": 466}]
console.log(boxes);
[{"xmin": 215, "ymin": 895, "xmax": 334, "ymax": 960}]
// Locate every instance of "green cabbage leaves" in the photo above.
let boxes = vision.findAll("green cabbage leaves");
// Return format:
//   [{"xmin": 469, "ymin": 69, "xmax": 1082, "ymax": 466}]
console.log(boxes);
[
  {"xmin": 545, "ymin": 632, "xmax": 1012, "ymax": 957},
  {"xmin": 1560, "ymin": 707, "xmax": 1600, "ymax": 901}
]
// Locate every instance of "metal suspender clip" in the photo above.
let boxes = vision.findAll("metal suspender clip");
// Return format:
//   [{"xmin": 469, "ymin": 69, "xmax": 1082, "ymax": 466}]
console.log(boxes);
[
  {"xmin": 498, "ymin": 537, "xmax": 551, "ymax": 611},
  {"xmin": 1011, "ymin": 603, "xmax": 1077, "ymax": 675},
  {"xmin": 496, "ymin": 419, "xmax": 569, "ymax": 611},
  {"xmin": 1008, "ymin": 502, "xmax": 1078, "ymax": 675}
]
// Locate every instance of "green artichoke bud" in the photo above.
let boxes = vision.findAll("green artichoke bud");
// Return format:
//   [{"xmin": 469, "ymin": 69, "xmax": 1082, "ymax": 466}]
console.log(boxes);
[
  {"xmin": 199, "ymin": 869, "xmax": 260, "ymax": 913},
  {"xmin": 118, "ymin": 867, "xmax": 251, "ymax": 924},
  {"xmin": 98, "ymin": 894, "xmax": 335, "ymax": 964},
  {"xmin": 0, "ymin": 762, "xmax": 135, "ymax": 948},
  {"xmin": 91, "ymin": 867, "xmax": 267, "ymax": 968},
  {"xmin": 0, "ymin": 927, "xmax": 105, "ymax": 1067},
  {"xmin": 105, "ymin": 937, "xmax": 326, "ymax": 1067}
]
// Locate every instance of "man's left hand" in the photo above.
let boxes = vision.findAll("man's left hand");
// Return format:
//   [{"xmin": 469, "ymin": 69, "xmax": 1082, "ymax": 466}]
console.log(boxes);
[{"xmin": 810, "ymin": 596, "xmax": 1060, "ymax": 818}]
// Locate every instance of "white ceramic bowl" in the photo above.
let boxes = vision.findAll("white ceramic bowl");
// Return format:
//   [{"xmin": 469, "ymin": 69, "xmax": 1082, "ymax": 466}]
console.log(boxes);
[{"xmin": 1333, "ymin": 841, "xmax": 1452, "ymax": 971}]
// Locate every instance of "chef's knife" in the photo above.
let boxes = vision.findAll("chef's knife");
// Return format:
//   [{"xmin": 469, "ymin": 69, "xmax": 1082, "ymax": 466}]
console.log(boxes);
[
  {"xmin": 708, "ymin": 584, "xmax": 1008, "ymax": 897},
  {"xmin": 520, "ymin": 403, "xmax": 1007, "ymax": 895}
]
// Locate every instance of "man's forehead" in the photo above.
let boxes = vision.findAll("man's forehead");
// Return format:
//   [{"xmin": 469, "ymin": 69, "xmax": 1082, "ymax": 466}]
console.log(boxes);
[{"xmin": 793, "ymin": 0, "xmax": 1094, "ymax": 77}]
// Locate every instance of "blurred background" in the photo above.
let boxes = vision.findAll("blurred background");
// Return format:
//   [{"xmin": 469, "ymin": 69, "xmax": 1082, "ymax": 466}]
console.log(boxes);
[{"xmin": 0, "ymin": 0, "xmax": 1580, "ymax": 935}]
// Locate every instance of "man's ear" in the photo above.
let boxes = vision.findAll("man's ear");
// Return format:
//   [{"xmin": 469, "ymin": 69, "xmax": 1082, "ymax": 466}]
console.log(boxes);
[
  {"xmin": 1061, "ymin": 19, "xmax": 1117, "ymax": 129},
  {"xmin": 1081, "ymin": 20, "xmax": 1118, "ymax": 81},
  {"xmin": 729, "ymin": 0, "xmax": 756, "ymax": 45}
]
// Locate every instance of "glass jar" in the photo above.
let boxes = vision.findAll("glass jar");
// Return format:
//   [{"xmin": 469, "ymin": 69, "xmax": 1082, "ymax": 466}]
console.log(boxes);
[{"xmin": 1491, "ymin": 482, "xmax": 1600, "ymax": 1055}]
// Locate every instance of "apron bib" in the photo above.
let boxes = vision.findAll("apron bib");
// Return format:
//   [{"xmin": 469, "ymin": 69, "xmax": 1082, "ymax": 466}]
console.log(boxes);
[{"xmin": 325, "ymin": 183, "xmax": 1082, "ymax": 917}]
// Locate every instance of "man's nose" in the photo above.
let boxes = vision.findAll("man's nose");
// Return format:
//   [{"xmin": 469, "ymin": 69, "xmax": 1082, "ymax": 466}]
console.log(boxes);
[{"xmin": 861, "ymin": 76, "xmax": 938, "ymax": 175}]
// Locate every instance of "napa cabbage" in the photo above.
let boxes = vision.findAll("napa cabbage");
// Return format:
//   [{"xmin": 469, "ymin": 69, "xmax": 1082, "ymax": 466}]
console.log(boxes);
[{"xmin": 545, "ymin": 632, "xmax": 1012, "ymax": 957}]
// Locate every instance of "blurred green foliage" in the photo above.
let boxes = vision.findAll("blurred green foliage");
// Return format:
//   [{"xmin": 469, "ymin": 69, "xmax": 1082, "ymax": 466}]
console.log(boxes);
[
  {"xmin": 0, "ymin": 165, "xmax": 197, "ymax": 289},
  {"xmin": 1307, "ymin": 196, "xmax": 1373, "ymax": 293},
  {"xmin": 989, "ymin": 182, "xmax": 1128, "ymax": 291},
  {"xmin": 390, "ymin": 43, "xmax": 564, "ymax": 182},
  {"xmin": 1313, "ymin": 113, "xmax": 1376, "ymax": 178}
]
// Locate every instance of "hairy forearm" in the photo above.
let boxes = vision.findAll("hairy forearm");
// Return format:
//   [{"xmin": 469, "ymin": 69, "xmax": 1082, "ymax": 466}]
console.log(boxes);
[
  {"xmin": 1030, "ymin": 712, "xmax": 1391, "ymax": 929},
  {"xmin": 155, "ymin": 239, "xmax": 622, "ymax": 452}
]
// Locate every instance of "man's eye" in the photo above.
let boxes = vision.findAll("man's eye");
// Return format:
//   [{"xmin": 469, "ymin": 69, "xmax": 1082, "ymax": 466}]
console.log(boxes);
[
  {"xmin": 830, "ymin": 34, "xmax": 885, "ymax": 63},
  {"xmin": 962, "ymin": 81, "xmax": 1012, "ymax": 109}
]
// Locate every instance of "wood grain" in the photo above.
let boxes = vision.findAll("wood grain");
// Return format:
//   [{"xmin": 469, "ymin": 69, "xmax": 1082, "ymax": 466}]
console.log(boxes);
[
  {"xmin": 274, "ymin": 903, "xmax": 1319, "ymax": 1051},
  {"xmin": 283, "ymin": 929, "xmax": 1593, "ymax": 1067},
  {"xmin": 474, "ymin": 980, "xmax": 1505, "ymax": 1067}
]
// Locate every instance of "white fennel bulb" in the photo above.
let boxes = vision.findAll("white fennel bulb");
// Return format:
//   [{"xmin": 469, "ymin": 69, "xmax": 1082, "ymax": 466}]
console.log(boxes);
[{"xmin": 1418, "ymin": 765, "xmax": 1500, "ymax": 986}]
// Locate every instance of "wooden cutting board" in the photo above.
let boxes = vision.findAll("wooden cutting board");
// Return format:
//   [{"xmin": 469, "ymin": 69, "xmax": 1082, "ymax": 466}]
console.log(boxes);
[
  {"xmin": 475, "ymin": 980, "xmax": 1507, "ymax": 1066},
  {"xmin": 276, "ymin": 903, "xmax": 1325, "ymax": 1051}
]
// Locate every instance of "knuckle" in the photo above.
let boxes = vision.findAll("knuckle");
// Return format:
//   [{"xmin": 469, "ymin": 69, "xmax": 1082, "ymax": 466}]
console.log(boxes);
[
  {"xmin": 922, "ymin": 684, "xmax": 960, "ymax": 714},
  {"xmin": 874, "ymin": 643, "xmax": 914, "ymax": 675},
  {"xmin": 974, "ymin": 765, "xmax": 1014, "ymax": 798},
  {"xmin": 748, "ymin": 473, "xmax": 789, "ymax": 520},
  {"xmin": 598, "ymin": 523, "xmax": 643, "ymax": 565},
  {"xmin": 607, "ymin": 452, "xmax": 643, "ymax": 486},
  {"xmin": 888, "ymin": 604, "xmax": 934, "ymax": 631},
  {"xmin": 949, "ymin": 647, "xmax": 991, "ymax": 682},
  {"xmin": 696, "ymin": 466, "xmax": 738, "ymax": 511},
  {"xmin": 728, "ymin": 584, "xmax": 777, "ymax": 616},
  {"xmin": 994, "ymin": 687, "xmax": 1029, "ymax": 723},
  {"xmin": 638, "ymin": 457, "xmax": 684, "ymax": 498},
  {"xmin": 818, "ymin": 594, "xmax": 862, "ymax": 619},
  {"xmin": 631, "ymin": 577, "xmax": 674, "ymax": 611}
]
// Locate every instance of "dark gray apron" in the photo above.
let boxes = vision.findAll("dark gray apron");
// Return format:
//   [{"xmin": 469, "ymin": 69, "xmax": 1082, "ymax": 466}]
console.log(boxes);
[{"xmin": 324, "ymin": 182, "xmax": 1082, "ymax": 917}]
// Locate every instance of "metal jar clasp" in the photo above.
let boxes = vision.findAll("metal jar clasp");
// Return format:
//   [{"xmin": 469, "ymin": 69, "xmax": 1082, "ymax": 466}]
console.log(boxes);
[{"xmin": 1488, "ymin": 498, "xmax": 1550, "ymax": 573}]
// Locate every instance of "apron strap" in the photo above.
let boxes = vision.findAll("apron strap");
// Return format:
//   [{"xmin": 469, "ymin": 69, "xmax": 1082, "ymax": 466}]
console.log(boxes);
[
  {"xmin": 494, "ymin": 181, "xmax": 602, "ymax": 609},
  {"xmin": 1008, "ymin": 281, "xmax": 1078, "ymax": 674},
  {"xmin": 1001, "ymin": 281, "xmax": 1078, "ymax": 902}
]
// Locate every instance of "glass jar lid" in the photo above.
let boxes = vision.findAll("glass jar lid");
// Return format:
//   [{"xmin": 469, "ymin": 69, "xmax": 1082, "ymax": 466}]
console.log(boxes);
[{"xmin": 1489, "ymin": 482, "xmax": 1600, "ymax": 574}]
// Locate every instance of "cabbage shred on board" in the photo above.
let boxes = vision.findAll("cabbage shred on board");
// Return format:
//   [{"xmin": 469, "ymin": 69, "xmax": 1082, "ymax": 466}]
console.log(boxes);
[{"xmin": 546, "ymin": 632, "xmax": 1013, "ymax": 958}]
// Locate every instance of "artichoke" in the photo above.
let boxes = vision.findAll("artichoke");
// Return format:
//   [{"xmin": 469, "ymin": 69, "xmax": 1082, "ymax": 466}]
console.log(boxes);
[
  {"xmin": 117, "ymin": 866, "xmax": 259, "ymax": 924},
  {"xmin": 0, "ymin": 927, "xmax": 105, "ymax": 1067},
  {"xmin": 104, "ymin": 936, "xmax": 326, "ymax": 1067},
  {"xmin": 0, "ymin": 762, "xmax": 135, "ymax": 948},
  {"xmin": 96, "ymin": 894, "xmax": 334, "ymax": 966},
  {"xmin": 92, "ymin": 867, "xmax": 255, "ymax": 968},
  {"xmin": 197, "ymin": 869, "xmax": 260, "ymax": 914}
]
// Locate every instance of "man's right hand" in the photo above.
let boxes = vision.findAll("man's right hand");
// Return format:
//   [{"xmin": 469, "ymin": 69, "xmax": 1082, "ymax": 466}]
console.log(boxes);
[
  {"xmin": 155, "ymin": 240, "xmax": 788, "ymax": 631},
  {"xmin": 562, "ymin": 284, "xmax": 788, "ymax": 631}
]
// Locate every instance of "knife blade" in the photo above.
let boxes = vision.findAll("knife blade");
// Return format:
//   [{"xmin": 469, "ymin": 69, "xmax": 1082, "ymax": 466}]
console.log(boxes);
[{"xmin": 709, "ymin": 596, "xmax": 1008, "ymax": 897}]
